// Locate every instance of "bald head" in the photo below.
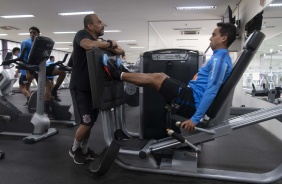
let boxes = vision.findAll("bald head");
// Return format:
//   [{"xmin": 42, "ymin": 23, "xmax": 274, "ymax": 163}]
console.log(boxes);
[{"xmin": 84, "ymin": 14, "xmax": 98, "ymax": 28}]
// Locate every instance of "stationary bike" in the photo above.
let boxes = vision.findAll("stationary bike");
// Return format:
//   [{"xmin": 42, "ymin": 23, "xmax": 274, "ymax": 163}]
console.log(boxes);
[
  {"xmin": 27, "ymin": 54, "xmax": 75, "ymax": 127},
  {"xmin": 0, "ymin": 36, "xmax": 58, "ymax": 143},
  {"xmin": 0, "ymin": 150, "xmax": 4, "ymax": 159}
]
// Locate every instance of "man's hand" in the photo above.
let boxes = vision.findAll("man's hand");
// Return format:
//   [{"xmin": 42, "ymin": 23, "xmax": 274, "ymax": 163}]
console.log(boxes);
[{"xmin": 181, "ymin": 119, "xmax": 196, "ymax": 132}]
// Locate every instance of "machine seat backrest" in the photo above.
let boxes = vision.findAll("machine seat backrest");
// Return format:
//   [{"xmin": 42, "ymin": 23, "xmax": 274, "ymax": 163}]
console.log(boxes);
[{"xmin": 87, "ymin": 48, "xmax": 125, "ymax": 110}]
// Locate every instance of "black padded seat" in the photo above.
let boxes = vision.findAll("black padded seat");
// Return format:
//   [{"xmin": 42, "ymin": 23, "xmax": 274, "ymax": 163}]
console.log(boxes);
[{"xmin": 87, "ymin": 48, "xmax": 125, "ymax": 110}]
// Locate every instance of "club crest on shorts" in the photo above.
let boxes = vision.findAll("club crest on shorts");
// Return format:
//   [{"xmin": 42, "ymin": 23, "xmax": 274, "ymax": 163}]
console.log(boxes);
[{"xmin": 82, "ymin": 114, "xmax": 91, "ymax": 124}]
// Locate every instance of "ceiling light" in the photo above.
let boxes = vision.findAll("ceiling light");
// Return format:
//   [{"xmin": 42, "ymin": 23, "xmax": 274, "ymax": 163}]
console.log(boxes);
[
  {"xmin": 18, "ymin": 33, "xmax": 42, "ymax": 35},
  {"xmin": 53, "ymin": 31, "xmax": 76, "ymax": 34},
  {"xmin": 279, "ymin": 45, "xmax": 282, "ymax": 46},
  {"xmin": 117, "ymin": 40, "xmax": 136, "ymax": 43},
  {"xmin": 0, "ymin": 34, "xmax": 7, "ymax": 36},
  {"xmin": 104, "ymin": 30, "xmax": 121, "ymax": 33},
  {"xmin": 18, "ymin": 33, "xmax": 30, "ymax": 35},
  {"xmin": 54, "ymin": 48, "xmax": 69, "ymax": 50},
  {"xmin": 130, "ymin": 46, "xmax": 145, "ymax": 49},
  {"xmin": 1, "ymin": 15, "xmax": 35, "ymax": 18},
  {"xmin": 268, "ymin": 3, "xmax": 282, "ymax": 7},
  {"xmin": 175, "ymin": 6, "xmax": 216, "ymax": 10},
  {"xmin": 55, "ymin": 42, "xmax": 72, "ymax": 44},
  {"xmin": 58, "ymin": 11, "xmax": 95, "ymax": 16}
]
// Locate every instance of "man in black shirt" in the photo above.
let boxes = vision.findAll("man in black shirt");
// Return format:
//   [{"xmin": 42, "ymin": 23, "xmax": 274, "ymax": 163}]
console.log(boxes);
[{"xmin": 69, "ymin": 14, "xmax": 124, "ymax": 164}]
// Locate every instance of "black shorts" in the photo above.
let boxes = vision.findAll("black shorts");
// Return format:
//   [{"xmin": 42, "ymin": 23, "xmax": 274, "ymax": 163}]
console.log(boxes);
[
  {"xmin": 19, "ymin": 75, "xmax": 28, "ymax": 85},
  {"xmin": 70, "ymin": 88, "xmax": 99, "ymax": 126},
  {"xmin": 46, "ymin": 65, "xmax": 55, "ymax": 76},
  {"xmin": 30, "ymin": 65, "xmax": 55, "ymax": 81},
  {"xmin": 159, "ymin": 78, "xmax": 196, "ymax": 118}
]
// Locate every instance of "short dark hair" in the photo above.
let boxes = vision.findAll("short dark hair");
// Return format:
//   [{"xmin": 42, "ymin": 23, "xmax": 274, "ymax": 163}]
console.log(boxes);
[
  {"xmin": 50, "ymin": 56, "xmax": 54, "ymax": 60},
  {"xmin": 84, "ymin": 14, "xmax": 95, "ymax": 28},
  {"xmin": 12, "ymin": 47, "xmax": 20, "ymax": 54},
  {"xmin": 29, "ymin": 26, "xmax": 40, "ymax": 34},
  {"xmin": 217, "ymin": 22, "xmax": 237, "ymax": 47}
]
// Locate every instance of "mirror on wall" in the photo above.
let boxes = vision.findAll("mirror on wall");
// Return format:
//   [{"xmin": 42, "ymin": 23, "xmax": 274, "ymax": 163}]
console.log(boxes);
[{"xmin": 242, "ymin": 1, "xmax": 282, "ymax": 103}]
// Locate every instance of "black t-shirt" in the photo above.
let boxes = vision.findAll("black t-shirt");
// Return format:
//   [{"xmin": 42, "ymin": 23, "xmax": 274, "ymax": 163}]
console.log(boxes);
[{"xmin": 69, "ymin": 29, "xmax": 96, "ymax": 91}]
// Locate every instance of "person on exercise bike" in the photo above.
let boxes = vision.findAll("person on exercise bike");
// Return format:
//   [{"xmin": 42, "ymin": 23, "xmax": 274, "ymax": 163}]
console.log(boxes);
[
  {"xmin": 20, "ymin": 26, "xmax": 66, "ymax": 113},
  {"xmin": 104, "ymin": 22, "xmax": 237, "ymax": 132},
  {"xmin": 13, "ymin": 47, "xmax": 31, "ymax": 107},
  {"xmin": 69, "ymin": 13, "xmax": 125, "ymax": 165}
]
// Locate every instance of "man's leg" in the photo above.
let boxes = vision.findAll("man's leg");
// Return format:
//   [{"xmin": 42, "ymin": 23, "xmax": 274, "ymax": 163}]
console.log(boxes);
[
  {"xmin": 44, "ymin": 79, "xmax": 53, "ymax": 114},
  {"xmin": 69, "ymin": 88, "xmax": 99, "ymax": 165},
  {"xmin": 19, "ymin": 75, "xmax": 31, "ymax": 106},
  {"xmin": 50, "ymin": 68, "xmax": 66, "ymax": 101},
  {"xmin": 121, "ymin": 72, "xmax": 168, "ymax": 91}
]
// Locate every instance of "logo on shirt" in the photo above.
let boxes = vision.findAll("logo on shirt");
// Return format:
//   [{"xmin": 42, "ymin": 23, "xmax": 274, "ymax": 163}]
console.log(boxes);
[
  {"xmin": 171, "ymin": 103, "xmax": 180, "ymax": 109},
  {"xmin": 82, "ymin": 114, "xmax": 91, "ymax": 124},
  {"xmin": 192, "ymin": 73, "xmax": 198, "ymax": 81}
]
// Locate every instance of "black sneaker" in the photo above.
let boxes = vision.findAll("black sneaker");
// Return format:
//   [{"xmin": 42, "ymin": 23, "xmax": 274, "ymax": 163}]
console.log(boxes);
[
  {"xmin": 83, "ymin": 148, "xmax": 97, "ymax": 161},
  {"xmin": 69, "ymin": 147, "xmax": 87, "ymax": 165},
  {"xmin": 44, "ymin": 102, "xmax": 52, "ymax": 114},
  {"xmin": 23, "ymin": 101, "xmax": 29, "ymax": 107},
  {"xmin": 121, "ymin": 64, "xmax": 131, "ymax": 73},
  {"xmin": 83, "ymin": 147, "xmax": 109, "ymax": 160},
  {"xmin": 51, "ymin": 92, "xmax": 61, "ymax": 102},
  {"xmin": 102, "ymin": 54, "xmax": 122, "ymax": 80}
]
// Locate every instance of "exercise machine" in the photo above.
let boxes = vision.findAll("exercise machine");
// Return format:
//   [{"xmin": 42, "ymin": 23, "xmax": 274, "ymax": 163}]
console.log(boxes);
[
  {"xmin": 87, "ymin": 31, "xmax": 282, "ymax": 183},
  {"xmin": 0, "ymin": 36, "xmax": 58, "ymax": 143},
  {"xmin": 0, "ymin": 149, "xmax": 4, "ymax": 159},
  {"xmin": 27, "ymin": 54, "xmax": 75, "ymax": 127}
]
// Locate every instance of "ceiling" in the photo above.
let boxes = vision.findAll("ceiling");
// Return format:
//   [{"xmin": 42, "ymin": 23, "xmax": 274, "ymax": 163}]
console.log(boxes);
[{"xmin": 0, "ymin": 0, "xmax": 281, "ymax": 62}]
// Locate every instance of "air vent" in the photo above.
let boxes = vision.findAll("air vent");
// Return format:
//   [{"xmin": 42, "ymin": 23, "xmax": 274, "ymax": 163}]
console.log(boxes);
[
  {"xmin": 262, "ymin": 25, "xmax": 275, "ymax": 29},
  {"xmin": 0, "ymin": 26, "xmax": 20, "ymax": 30},
  {"xmin": 176, "ymin": 38, "xmax": 198, "ymax": 41},
  {"xmin": 180, "ymin": 30, "xmax": 200, "ymax": 35},
  {"xmin": 127, "ymin": 43, "xmax": 138, "ymax": 46}
]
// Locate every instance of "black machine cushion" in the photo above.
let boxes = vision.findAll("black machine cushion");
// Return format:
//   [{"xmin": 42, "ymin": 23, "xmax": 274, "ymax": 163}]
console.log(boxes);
[
  {"xmin": 206, "ymin": 31, "xmax": 265, "ymax": 118},
  {"xmin": 87, "ymin": 47, "xmax": 125, "ymax": 110}
]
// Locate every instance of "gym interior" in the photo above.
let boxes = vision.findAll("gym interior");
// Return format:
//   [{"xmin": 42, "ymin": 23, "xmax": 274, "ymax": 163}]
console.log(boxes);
[{"xmin": 1, "ymin": 0, "xmax": 282, "ymax": 184}]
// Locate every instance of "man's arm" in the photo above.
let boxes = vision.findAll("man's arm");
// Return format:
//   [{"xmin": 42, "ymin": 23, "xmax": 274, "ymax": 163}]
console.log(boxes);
[{"xmin": 80, "ymin": 39, "xmax": 124, "ymax": 55}]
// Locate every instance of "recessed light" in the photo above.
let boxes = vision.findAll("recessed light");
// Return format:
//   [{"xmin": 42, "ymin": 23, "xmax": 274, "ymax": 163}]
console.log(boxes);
[
  {"xmin": 1, "ymin": 15, "xmax": 35, "ymax": 18},
  {"xmin": 104, "ymin": 30, "xmax": 121, "ymax": 33},
  {"xmin": 175, "ymin": 6, "xmax": 217, "ymax": 10},
  {"xmin": 55, "ymin": 42, "xmax": 72, "ymax": 44},
  {"xmin": 117, "ymin": 40, "xmax": 136, "ymax": 43},
  {"xmin": 54, "ymin": 48, "xmax": 69, "ymax": 50},
  {"xmin": 18, "ymin": 33, "xmax": 30, "ymax": 35},
  {"xmin": 0, "ymin": 34, "xmax": 7, "ymax": 36},
  {"xmin": 58, "ymin": 11, "xmax": 95, "ymax": 16},
  {"xmin": 53, "ymin": 32, "xmax": 76, "ymax": 34},
  {"xmin": 269, "ymin": 3, "xmax": 282, "ymax": 7},
  {"xmin": 130, "ymin": 46, "xmax": 145, "ymax": 49},
  {"xmin": 18, "ymin": 33, "xmax": 42, "ymax": 35}
]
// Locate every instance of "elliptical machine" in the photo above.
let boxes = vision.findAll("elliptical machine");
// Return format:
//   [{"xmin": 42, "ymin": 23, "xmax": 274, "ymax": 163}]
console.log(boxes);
[
  {"xmin": 0, "ymin": 150, "xmax": 4, "ymax": 159},
  {"xmin": 27, "ymin": 54, "xmax": 75, "ymax": 127},
  {"xmin": 0, "ymin": 36, "xmax": 58, "ymax": 143}
]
